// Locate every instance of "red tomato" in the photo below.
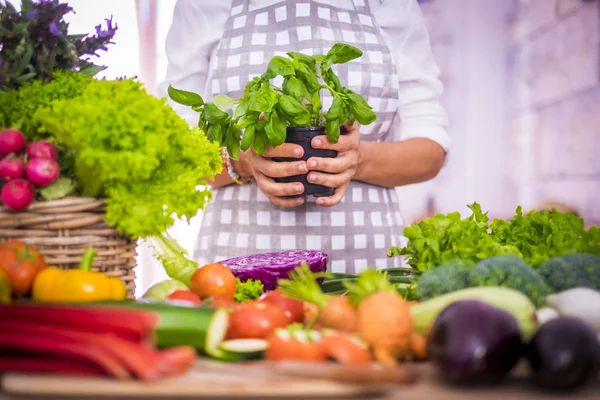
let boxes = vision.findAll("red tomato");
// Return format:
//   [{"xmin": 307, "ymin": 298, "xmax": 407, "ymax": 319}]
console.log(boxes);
[
  {"xmin": 204, "ymin": 295, "xmax": 237, "ymax": 308},
  {"xmin": 167, "ymin": 290, "xmax": 201, "ymax": 305},
  {"xmin": 0, "ymin": 241, "xmax": 46, "ymax": 297},
  {"xmin": 228, "ymin": 302, "xmax": 288, "ymax": 339},
  {"xmin": 260, "ymin": 290, "xmax": 305, "ymax": 324},
  {"xmin": 266, "ymin": 332, "xmax": 327, "ymax": 362},
  {"xmin": 189, "ymin": 263, "xmax": 236, "ymax": 300},
  {"xmin": 318, "ymin": 332, "xmax": 372, "ymax": 366}
]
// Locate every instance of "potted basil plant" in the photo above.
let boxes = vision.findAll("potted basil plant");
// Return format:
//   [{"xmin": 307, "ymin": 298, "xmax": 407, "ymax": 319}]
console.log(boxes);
[{"xmin": 168, "ymin": 42, "xmax": 376, "ymax": 197}]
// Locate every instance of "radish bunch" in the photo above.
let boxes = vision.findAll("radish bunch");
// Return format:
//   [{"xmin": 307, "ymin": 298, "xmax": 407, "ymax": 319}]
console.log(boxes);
[{"xmin": 0, "ymin": 129, "xmax": 60, "ymax": 211}]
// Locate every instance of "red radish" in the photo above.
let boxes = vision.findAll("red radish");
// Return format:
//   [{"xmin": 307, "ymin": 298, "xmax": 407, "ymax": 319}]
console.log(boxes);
[
  {"xmin": 0, "ymin": 155, "xmax": 25, "ymax": 181},
  {"xmin": 25, "ymin": 157, "xmax": 59, "ymax": 186},
  {"xmin": 1, "ymin": 179, "xmax": 35, "ymax": 211},
  {"xmin": 0, "ymin": 129, "xmax": 26, "ymax": 156},
  {"xmin": 26, "ymin": 141, "xmax": 58, "ymax": 160}
]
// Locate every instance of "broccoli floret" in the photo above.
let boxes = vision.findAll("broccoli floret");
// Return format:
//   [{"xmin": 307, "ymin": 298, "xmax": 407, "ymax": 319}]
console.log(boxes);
[
  {"xmin": 467, "ymin": 255, "xmax": 551, "ymax": 307},
  {"xmin": 416, "ymin": 259, "xmax": 473, "ymax": 301},
  {"xmin": 538, "ymin": 253, "xmax": 600, "ymax": 292}
]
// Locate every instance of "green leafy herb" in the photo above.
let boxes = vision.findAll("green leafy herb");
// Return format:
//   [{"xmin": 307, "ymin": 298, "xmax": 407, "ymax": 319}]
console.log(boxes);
[
  {"xmin": 234, "ymin": 278, "xmax": 265, "ymax": 303},
  {"xmin": 0, "ymin": 0, "xmax": 117, "ymax": 91},
  {"xmin": 389, "ymin": 203, "xmax": 600, "ymax": 275},
  {"xmin": 167, "ymin": 42, "xmax": 376, "ymax": 158}
]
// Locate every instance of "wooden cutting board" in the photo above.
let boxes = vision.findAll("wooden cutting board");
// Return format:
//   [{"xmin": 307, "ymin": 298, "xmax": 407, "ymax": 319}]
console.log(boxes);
[{"xmin": 0, "ymin": 359, "xmax": 419, "ymax": 399}]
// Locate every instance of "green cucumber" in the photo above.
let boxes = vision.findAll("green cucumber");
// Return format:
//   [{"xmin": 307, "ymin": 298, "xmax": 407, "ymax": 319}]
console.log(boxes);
[
  {"xmin": 214, "ymin": 339, "xmax": 268, "ymax": 361},
  {"xmin": 410, "ymin": 287, "xmax": 539, "ymax": 340},
  {"xmin": 83, "ymin": 301, "xmax": 224, "ymax": 353}
]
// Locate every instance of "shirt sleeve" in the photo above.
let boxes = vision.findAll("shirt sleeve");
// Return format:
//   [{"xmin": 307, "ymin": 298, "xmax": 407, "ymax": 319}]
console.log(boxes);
[
  {"xmin": 155, "ymin": 0, "xmax": 231, "ymax": 127},
  {"xmin": 371, "ymin": 0, "xmax": 450, "ymax": 153}
]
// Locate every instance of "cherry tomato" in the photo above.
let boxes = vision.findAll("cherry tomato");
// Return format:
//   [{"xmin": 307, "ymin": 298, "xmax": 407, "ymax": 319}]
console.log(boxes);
[
  {"xmin": 228, "ymin": 302, "xmax": 288, "ymax": 339},
  {"xmin": 166, "ymin": 290, "xmax": 201, "ymax": 305},
  {"xmin": 318, "ymin": 332, "xmax": 372, "ymax": 366},
  {"xmin": 189, "ymin": 263, "xmax": 236, "ymax": 300},
  {"xmin": 260, "ymin": 290, "xmax": 305, "ymax": 324},
  {"xmin": 266, "ymin": 332, "xmax": 327, "ymax": 362}
]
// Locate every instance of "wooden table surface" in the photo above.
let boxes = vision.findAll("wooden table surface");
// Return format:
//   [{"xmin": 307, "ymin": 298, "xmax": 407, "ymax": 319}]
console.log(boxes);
[{"xmin": 1, "ymin": 360, "xmax": 599, "ymax": 400}]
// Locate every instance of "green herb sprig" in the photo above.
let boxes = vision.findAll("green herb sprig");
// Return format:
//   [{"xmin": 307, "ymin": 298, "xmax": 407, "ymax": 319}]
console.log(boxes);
[{"xmin": 168, "ymin": 43, "xmax": 376, "ymax": 159}]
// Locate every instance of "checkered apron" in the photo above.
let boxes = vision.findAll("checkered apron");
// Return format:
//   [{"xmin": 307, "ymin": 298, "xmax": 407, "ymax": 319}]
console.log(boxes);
[{"xmin": 192, "ymin": 0, "xmax": 406, "ymax": 273}]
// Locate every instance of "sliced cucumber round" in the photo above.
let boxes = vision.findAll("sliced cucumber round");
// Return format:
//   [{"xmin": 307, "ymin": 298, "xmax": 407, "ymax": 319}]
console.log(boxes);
[
  {"xmin": 217, "ymin": 339, "xmax": 268, "ymax": 361},
  {"xmin": 204, "ymin": 308, "xmax": 230, "ymax": 358}
]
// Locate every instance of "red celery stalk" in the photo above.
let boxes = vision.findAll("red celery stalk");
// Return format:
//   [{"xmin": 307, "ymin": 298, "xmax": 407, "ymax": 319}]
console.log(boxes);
[
  {"xmin": 0, "ymin": 303, "xmax": 158, "ymax": 343},
  {"xmin": 0, "ymin": 331, "xmax": 130, "ymax": 379}
]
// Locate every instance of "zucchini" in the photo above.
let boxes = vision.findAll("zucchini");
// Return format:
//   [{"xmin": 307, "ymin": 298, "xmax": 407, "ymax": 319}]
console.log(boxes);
[
  {"xmin": 215, "ymin": 339, "xmax": 268, "ymax": 361},
  {"xmin": 381, "ymin": 267, "xmax": 415, "ymax": 277},
  {"xmin": 410, "ymin": 287, "xmax": 539, "ymax": 340},
  {"xmin": 82, "ymin": 301, "xmax": 226, "ymax": 353}
]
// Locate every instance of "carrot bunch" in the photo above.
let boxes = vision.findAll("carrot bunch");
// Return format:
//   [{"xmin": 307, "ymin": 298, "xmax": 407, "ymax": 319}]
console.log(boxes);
[{"xmin": 279, "ymin": 265, "xmax": 427, "ymax": 367}]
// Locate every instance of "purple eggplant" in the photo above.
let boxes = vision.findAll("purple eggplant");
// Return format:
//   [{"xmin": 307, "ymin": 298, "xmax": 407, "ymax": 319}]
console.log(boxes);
[
  {"xmin": 526, "ymin": 316, "xmax": 600, "ymax": 392},
  {"xmin": 427, "ymin": 299, "xmax": 524, "ymax": 385}
]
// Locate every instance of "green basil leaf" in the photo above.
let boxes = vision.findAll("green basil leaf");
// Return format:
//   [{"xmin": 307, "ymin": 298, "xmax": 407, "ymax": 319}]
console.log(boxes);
[
  {"xmin": 212, "ymin": 94, "xmax": 236, "ymax": 111},
  {"xmin": 262, "ymin": 56, "xmax": 295, "ymax": 79},
  {"xmin": 287, "ymin": 52, "xmax": 316, "ymax": 68},
  {"xmin": 233, "ymin": 99, "xmax": 249, "ymax": 120},
  {"xmin": 204, "ymin": 102, "xmax": 230, "ymax": 124},
  {"xmin": 323, "ymin": 69, "xmax": 342, "ymax": 92},
  {"xmin": 277, "ymin": 95, "xmax": 311, "ymax": 126},
  {"xmin": 207, "ymin": 123, "xmax": 223, "ymax": 144},
  {"xmin": 282, "ymin": 76, "xmax": 311, "ymax": 102},
  {"xmin": 241, "ymin": 125, "xmax": 256, "ymax": 151},
  {"xmin": 167, "ymin": 85, "xmax": 204, "ymax": 107},
  {"xmin": 226, "ymin": 125, "xmax": 241, "ymax": 160},
  {"xmin": 236, "ymin": 112, "xmax": 259, "ymax": 129},
  {"xmin": 345, "ymin": 90, "xmax": 376, "ymax": 125},
  {"xmin": 295, "ymin": 67, "xmax": 321, "ymax": 93},
  {"xmin": 326, "ymin": 43, "xmax": 363, "ymax": 64},
  {"xmin": 252, "ymin": 127, "xmax": 269, "ymax": 156},
  {"xmin": 244, "ymin": 77, "xmax": 262, "ymax": 96},
  {"xmin": 325, "ymin": 119, "xmax": 341, "ymax": 144},
  {"xmin": 311, "ymin": 90, "xmax": 322, "ymax": 114},
  {"xmin": 247, "ymin": 87, "xmax": 279, "ymax": 113},
  {"xmin": 264, "ymin": 108, "xmax": 287, "ymax": 147},
  {"xmin": 326, "ymin": 98, "xmax": 344, "ymax": 121}
]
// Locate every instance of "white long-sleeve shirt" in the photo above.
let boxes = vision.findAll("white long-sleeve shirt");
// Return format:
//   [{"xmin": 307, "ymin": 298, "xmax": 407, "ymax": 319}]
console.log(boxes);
[{"xmin": 157, "ymin": 0, "xmax": 450, "ymax": 152}]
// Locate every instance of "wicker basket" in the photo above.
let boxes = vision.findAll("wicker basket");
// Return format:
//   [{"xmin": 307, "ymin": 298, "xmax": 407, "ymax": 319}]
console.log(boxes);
[{"xmin": 0, "ymin": 197, "xmax": 137, "ymax": 297}]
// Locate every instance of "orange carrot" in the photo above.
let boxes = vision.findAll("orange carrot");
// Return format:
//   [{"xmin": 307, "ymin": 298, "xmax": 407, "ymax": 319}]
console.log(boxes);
[
  {"xmin": 409, "ymin": 332, "xmax": 427, "ymax": 360},
  {"xmin": 318, "ymin": 296, "xmax": 358, "ymax": 333},
  {"xmin": 344, "ymin": 269, "xmax": 413, "ymax": 367},
  {"xmin": 278, "ymin": 264, "xmax": 358, "ymax": 333}
]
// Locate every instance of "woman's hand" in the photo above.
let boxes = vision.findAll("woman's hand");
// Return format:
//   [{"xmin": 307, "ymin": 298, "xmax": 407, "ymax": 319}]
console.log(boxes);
[
  {"xmin": 306, "ymin": 121, "xmax": 361, "ymax": 207},
  {"xmin": 234, "ymin": 144, "xmax": 308, "ymax": 208}
]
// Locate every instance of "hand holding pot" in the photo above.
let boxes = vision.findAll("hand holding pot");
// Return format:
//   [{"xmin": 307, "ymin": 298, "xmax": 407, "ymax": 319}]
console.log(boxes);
[
  {"xmin": 235, "ymin": 144, "xmax": 308, "ymax": 208},
  {"xmin": 306, "ymin": 121, "xmax": 360, "ymax": 207}
]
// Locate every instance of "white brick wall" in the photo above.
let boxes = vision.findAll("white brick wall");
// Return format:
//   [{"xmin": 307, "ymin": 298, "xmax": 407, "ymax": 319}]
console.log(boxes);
[{"xmin": 508, "ymin": 0, "xmax": 600, "ymax": 225}]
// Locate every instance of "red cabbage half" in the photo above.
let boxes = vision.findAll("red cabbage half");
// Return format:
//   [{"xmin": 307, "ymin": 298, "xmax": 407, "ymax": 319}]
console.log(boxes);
[{"xmin": 219, "ymin": 250, "xmax": 329, "ymax": 290}]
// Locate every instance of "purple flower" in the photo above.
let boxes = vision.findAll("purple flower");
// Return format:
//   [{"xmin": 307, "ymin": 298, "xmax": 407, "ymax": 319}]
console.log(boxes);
[
  {"xmin": 26, "ymin": 11, "xmax": 39, "ymax": 19},
  {"xmin": 49, "ymin": 22, "xmax": 62, "ymax": 37},
  {"xmin": 94, "ymin": 16, "xmax": 117, "ymax": 39}
]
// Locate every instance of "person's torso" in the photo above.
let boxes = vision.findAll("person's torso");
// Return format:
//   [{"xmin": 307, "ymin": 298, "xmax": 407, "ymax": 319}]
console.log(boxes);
[{"xmin": 192, "ymin": 0, "xmax": 406, "ymax": 273}]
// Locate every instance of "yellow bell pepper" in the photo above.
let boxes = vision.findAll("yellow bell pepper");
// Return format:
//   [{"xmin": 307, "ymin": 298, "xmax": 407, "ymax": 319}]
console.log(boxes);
[{"xmin": 32, "ymin": 248, "xmax": 127, "ymax": 303}]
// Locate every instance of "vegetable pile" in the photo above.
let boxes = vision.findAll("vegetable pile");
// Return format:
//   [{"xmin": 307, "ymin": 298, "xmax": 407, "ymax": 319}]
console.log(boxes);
[{"xmin": 0, "ymin": 2, "xmax": 222, "ymax": 240}]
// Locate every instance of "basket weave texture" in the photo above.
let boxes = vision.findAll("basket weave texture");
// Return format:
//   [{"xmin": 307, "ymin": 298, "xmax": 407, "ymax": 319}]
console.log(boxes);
[{"xmin": 0, "ymin": 197, "xmax": 137, "ymax": 297}]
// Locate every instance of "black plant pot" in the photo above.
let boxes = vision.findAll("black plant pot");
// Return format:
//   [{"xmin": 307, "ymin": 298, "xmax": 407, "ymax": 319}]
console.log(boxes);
[{"xmin": 273, "ymin": 126, "xmax": 346, "ymax": 198}]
